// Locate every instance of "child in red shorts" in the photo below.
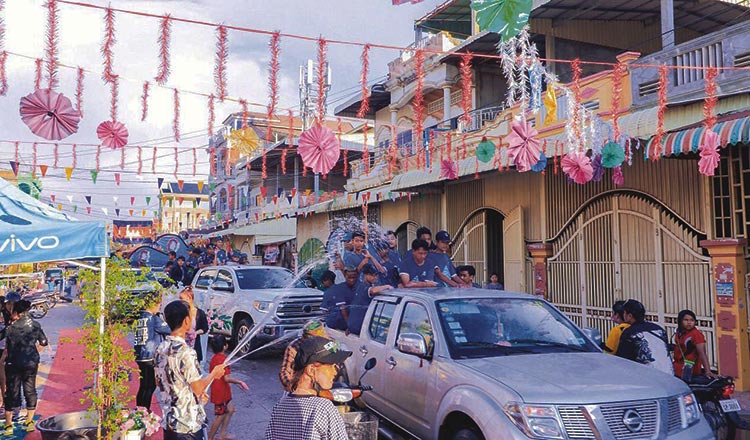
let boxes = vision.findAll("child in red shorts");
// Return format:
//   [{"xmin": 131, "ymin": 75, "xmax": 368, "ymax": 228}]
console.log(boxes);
[{"xmin": 208, "ymin": 336, "xmax": 248, "ymax": 440}]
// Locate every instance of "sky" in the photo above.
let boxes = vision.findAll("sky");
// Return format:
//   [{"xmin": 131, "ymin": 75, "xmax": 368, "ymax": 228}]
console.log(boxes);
[{"xmin": 0, "ymin": 0, "xmax": 441, "ymax": 224}]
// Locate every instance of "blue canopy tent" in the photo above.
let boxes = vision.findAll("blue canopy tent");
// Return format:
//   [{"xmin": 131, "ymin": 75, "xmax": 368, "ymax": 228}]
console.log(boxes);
[{"xmin": 0, "ymin": 178, "xmax": 109, "ymax": 265}]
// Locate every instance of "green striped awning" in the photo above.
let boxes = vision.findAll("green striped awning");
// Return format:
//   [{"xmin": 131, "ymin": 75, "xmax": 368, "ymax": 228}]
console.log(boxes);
[{"xmin": 644, "ymin": 116, "xmax": 750, "ymax": 158}]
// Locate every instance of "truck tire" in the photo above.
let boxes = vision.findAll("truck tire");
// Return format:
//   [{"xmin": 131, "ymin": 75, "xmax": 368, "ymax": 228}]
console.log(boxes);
[
  {"xmin": 452, "ymin": 428, "xmax": 483, "ymax": 440},
  {"xmin": 232, "ymin": 317, "xmax": 256, "ymax": 358}
]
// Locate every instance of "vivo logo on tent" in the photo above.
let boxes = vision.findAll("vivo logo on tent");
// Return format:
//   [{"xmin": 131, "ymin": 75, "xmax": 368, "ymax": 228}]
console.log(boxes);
[{"xmin": 0, "ymin": 234, "xmax": 60, "ymax": 253}]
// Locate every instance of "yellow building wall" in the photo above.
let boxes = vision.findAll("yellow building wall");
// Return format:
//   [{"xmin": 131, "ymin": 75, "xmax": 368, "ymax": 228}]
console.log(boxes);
[{"xmin": 297, "ymin": 213, "xmax": 331, "ymax": 251}]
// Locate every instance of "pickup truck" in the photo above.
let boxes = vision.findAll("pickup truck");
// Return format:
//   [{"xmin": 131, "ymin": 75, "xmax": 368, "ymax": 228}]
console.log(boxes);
[
  {"xmin": 191, "ymin": 265, "xmax": 324, "ymax": 355},
  {"xmin": 329, "ymin": 288, "xmax": 713, "ymax": 440}
]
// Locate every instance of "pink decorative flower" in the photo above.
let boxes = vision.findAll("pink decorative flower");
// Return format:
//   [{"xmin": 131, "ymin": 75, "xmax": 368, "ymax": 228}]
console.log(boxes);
[
  {"xmin": 506, "ymin": 118, "xmax": 541, "ymax": 172},
  {"xmin": 298, "ymin": 125, "xmax": 341, "ymax": 175},
  {"xmin": 561, "ymin": 151, "xmax": 594, "ymax": 184},
  {"xmin": 19, "ymin": 89, "xmax": 80, "ymax": 140},
  {"xmin": 440, "ymin": 159, "xmax": 458, "ymax": 180},
  {"xmin": 612, "ymin": 166, "xmax": 624, "ymax": 186},
  {"xmin": 698, "ymin": 131, "xmax": 720, "ymax": 177},
  {"xmin": 97, "ymin": 120, "xmax": 129, "ymax": 149}
]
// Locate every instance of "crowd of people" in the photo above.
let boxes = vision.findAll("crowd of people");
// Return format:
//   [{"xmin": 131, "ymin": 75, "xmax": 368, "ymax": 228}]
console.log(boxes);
[
  {"xmin": 321, "ymin": 226, "xmax": 502, "ymax": 335},
  {"xmin": 161, "ymin": 237, "xmax": 250, "ymax": 287}
]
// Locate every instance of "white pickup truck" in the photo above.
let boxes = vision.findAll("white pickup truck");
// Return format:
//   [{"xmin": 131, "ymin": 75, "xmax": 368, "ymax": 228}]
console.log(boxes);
[
  {"xmin": 191, "ymin": 265, "xmax": 324, "ymax": 355},
  {"xmin": 329, "ymin": 288, "xmax": 713, "ymax": 440}
]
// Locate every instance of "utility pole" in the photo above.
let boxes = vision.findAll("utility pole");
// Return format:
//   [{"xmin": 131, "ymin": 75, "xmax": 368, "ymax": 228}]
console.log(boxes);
[{"xmin": 299, "ymin": 59, "xmax": 332, "ymax": 200}]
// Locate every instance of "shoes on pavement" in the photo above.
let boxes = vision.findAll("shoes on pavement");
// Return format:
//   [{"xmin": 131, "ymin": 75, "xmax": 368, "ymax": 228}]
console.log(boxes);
[
  {"xmin": 22, "ymin": 420, "xmax": 35, "ymax": 432},
  {"xmin": 2, "ymin": 424, "xmax": 13, "ymax": 436}
]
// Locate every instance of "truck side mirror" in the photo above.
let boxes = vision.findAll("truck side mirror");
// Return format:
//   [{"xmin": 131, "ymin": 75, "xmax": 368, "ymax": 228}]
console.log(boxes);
[{"xmin": 397, "ymin": 333, "xmax": 429, "ymax": 358}]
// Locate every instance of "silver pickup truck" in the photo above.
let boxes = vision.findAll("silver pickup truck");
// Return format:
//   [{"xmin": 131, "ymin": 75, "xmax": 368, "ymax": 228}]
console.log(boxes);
[{"xmin": 329, "ymin": 288, "xmax": 713, "ymax": 440}]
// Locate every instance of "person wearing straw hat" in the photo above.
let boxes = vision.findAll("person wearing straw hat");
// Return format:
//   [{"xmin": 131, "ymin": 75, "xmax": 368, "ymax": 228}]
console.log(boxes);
[
  {"xmin": 279, "ymin": 320, "xmax": 328, "ymax": 392},
  {"xmin": 264, "ymin": 336, "xmax": 351, "ymax": 440},
  {"xmin": 155, "ymin": 300, "xmax": 226, "ymax": 440}
]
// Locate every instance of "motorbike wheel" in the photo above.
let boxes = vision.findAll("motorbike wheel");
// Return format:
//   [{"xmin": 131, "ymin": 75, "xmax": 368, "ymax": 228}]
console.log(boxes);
[
  {"xmin": 452, "ymin": 428, "xmax": 483, "ymax": 440},
  {"xmin": 702, "ymin": 402, "xmax": 735, "ymax": 440},
  {"xmin": 29, "ymin": 303, "xmax": 49, "ymax": 319},
  {"xmin": 48, "ymin": 293, "xmax": 58, "ymax": 308}
]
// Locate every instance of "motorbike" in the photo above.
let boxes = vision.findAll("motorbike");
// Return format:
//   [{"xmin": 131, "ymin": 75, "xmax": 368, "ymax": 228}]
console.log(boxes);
[
  {"xmin": 23, "ymin": 292, "xmax": 51, "ymax": 319},
  {"xmin": 321, "ymin": 358, "xmax": 378, "ymax": 440},
  {"xmin": 687, "ymin": 375, "xmax": 750, "ymax": 439}
]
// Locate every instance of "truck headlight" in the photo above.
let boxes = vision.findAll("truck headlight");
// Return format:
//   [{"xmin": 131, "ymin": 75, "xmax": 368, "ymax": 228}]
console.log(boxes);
[
  {"xmin": 682, "ymin": 393, "xmax": 701, "ymax": 427},
  {"xmin": 503, "ymin": 403, "xmax": 564, "ymax": 439},
  {"xmin": 253, "ymin": 301, "xmax": 272, "ymax": 313}
]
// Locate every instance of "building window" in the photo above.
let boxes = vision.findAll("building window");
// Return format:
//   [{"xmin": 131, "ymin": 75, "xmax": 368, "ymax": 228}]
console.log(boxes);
[{"xmin": 712, "ymin": 145, "xmax": 750, "ymax": 238}]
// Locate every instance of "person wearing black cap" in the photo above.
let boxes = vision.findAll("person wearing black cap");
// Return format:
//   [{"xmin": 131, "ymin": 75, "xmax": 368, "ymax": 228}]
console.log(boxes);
[
  {"xmin": 432, "ymin": 231, "xmax": 461, "ymax": 288},
  {"xmin": 615, "ymin": 299, "xmax": 673, "ymax": 375},
  {"xmin": 348, "ymin": 264, "xmax": 393, "ymax": 335},
  {"xmin": 264, "ymin": 336, "xmax": 351, "ymax": 439}
]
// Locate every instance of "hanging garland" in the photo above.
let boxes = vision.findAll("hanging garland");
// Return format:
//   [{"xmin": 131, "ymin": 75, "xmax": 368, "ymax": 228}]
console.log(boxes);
[
  {"xmin": 316, "ymin": 37, "xmax": 327, "ymax": 124},
  {"xmin": 412, "ymin": 48, "xmax": 425, "ymax": 169},
  {"xmin": 611, "ymin": 62, "xmax": 626, "ymax": 141},
  {"xmin": 214, "ymin": 25, "xmax": 228, "ymax": 101},
  {"xmin": 53, "ymin": 143, "xmax": 58, "ymax": 168},
  {"xmin": 137, "ymin": 145, "xmax": 142, "ymax": 174},
  {"xmin": 140, "ymin": 81, "xmax": 149, "ymax": 121},
  {"xmin": 698, "ymin": 67, "xmax": 719, "ymax": 176},
  {"xmin": 109, "ymin": 74, "xmax": 118, "ymax": 121},
  {"xmin": 155, "ymin": 14, "xmax": 171, "ymax": 85},
  {"xmin": 75, "ymin": 67, "xmax": 84, "ymax": 117},
  {"xmin": 652, "ymin": 64, "xmax": 668, "ymax": 160},
  {"xmin": 207, "ymin": 93, "xmax": 215, "ymax": 137},
  {"xmin": 363, "ymin": 121, "xmax": 370, "ymax": 174},
  {"xmin": 357, "ymin": 44, "xmax": 370, "ymax": 119},
  {"xmin": 174, "ymin": 146, "xmax": 178, "ymax": 178},
  {"xmin": 45, "ymin": 0, "xmax": 59, "ymax": 90},
  {"xmin": 71, "ymin": 143, "xmax": 76, "ymax": 168},
  {"xmin": 570, "ymin": 58, "xmax": 583, "ymax": 151},
  {"xmin": 34, "ymin": 58, "xmax": 43, "ymax": 90},
  {"xmin": 703, "ymin": 66, "xmax": 718, "ymax": 130},
  {"xmin": 152, "ymin": 146, "xmax": 157, "ymax": 173},
  {"xmin": 173, "ymin": 88, "xmax": 180, "ymax": 142},
  {"xmin": 459, "ymin": 52, "xmax": 473, "ymax": 127},
  {"xmin": 0, "ymin": 51, "xmax": 7, "ymax": 96},
  {"xmin": 101, "ymin": 7, "xmax": 116, "ymax": 83}
]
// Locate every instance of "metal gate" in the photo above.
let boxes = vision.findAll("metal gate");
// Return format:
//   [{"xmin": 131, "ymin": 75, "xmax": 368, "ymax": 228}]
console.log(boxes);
[
  {"xmin": 546, "ymin": 192, "xmax": 716, "ymax": 366},
  {"xmin": 452, "ymin": 210, "xmax": 488, "ymax": 283}
]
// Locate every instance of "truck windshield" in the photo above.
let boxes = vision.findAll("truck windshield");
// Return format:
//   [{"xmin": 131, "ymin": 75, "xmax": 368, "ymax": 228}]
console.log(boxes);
[
  {"xmin": 235, "ymin": 268, "xmax": 300, "ymax": 289},
  {"xmin": 436, "ymin": 297, "xmax": 598, "ymax": 358}
]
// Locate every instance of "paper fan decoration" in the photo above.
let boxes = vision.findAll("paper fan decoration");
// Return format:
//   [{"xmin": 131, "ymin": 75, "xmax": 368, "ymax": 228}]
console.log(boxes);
[
  {"xmin": 601, "ymin": 141, "xmax": 626, "ymax": 168},
  {"xmin": 470, "ymin": 0, "xmax": 533, "ymax": 42},
  {"xmin": 298, "ymin": 125, "xmax": 341, "ymax": 175},
  {"xmin": 698, "ymin": 131, "xmax": 720, "ymax": 177},
  {"xmin": 476, "ymin": 137, "xmax": 496, "ymax": 163},
  {"xmin": 530, "ymin": 151, "xmax": 547, "ymax": 173},
  {"xmin": 612, "ymin": 166, "xmax": 625, "ymax": 186},
  {"xmin": 96, "ymin": 121, "xmax": 129, "ymax": 149},
  {"xmin": 506, "ymin": 118, "xmax": 541, "ymax": 172},
  {"xmin": 226, "ymin": 127, "xmax": 260, "ymax": 156},
  {"xmin": 440, "ymin": 159, "xmax": 458, "ymax": 180},
  {"xmin": 591, "ymin": 154, "xmax": 604, "ymax": 182},
  {"xmin": 19, "ymin": 89, "xmax": 80, "ymax": 141},
  {"xmin": 561, "ymin": 151, "xmax": 594, "ymax": 184}
]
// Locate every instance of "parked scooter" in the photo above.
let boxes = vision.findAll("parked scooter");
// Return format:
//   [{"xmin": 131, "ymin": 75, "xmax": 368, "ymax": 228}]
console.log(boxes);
[
  {"xmin": 687, "ymin": 375, "xmax": 750, "ymax": 439},
  {"xmin": 321, "ymin": 358, "xmax": 378, "ymax": 440}
]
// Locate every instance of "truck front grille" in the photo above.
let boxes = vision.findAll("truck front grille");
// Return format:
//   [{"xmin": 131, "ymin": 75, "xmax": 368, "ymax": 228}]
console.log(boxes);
[
  {"xmin": 667, "ymin": 397, "xmax": 682, "ymax": 433},
  {"xmin": 600, "ymin": 400, "xmax": 659, "ymax": 439},
  {"xmin": 558, "ymin": 406, "xmax": 595, "ymax": 438},
  {"xmin": 276, "ymin": 296, "xmax": 324, "ymax": 320}
]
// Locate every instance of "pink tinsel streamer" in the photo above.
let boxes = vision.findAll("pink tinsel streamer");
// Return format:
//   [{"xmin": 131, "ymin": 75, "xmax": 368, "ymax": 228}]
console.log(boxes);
[
  {"xmin": 192, "ymin": 147, "xmax": 197, "ymax": 176},
  {"xmin": 110, "ymin": 75, "xmax": 119, "ymax": 121},
  {"xmin": 141, "ymin": 81, "xmax": 149, "ymax": 121},
  {"xmin": 137, "ymin": 146, "xmax": 142, "ymax": 174},
  {"xmin": 204, "ymin": 95, "xmax": 215, "ymax": 142},
  {"xmin": 96, "ymin": 145, "xmax": 101, "ymax": 171},
  {"xmin": 214, "ymin": 25, "xmax": 228, "ymax": 101},
  {"xmin": 173, "ymin": 88, "xmax": 180, "ymax": 142},
  {"xmin": 703, "ymin": 67, "xmax": 718, "ymax": 130},
  {"xmin": 34, "ymin": 58, "xmax": 43, "ymax": 90},
  {"xmin": 71, "ymin": 144, "xmax": 76, "ymax": 168},
  {"xmin": 0, "ymin": 51, "xmax": 7, "ymax": 96},
  {"xmin": 32, "ymin": 143, "xmax": 37, "ymax": 175},
  {"xmin": 240, "ymin": 99, "xmax": 248, "ymax": 128},
  {"xmin": 209, "ymin": 147, "xmax": 215, "ymax": 177},
  {"xmin": 174, "ymin": 147, "xmax": 178, "ymax": 178},
  {"xmin": 75, "ymin": 67, "xmax": 84, "ymax": 117},
  {"xmin": 363, "ymin": 121, "xmax": 370, "ymax": 174},
  {"xmin": 357, "ymin": 44, "xmax": 370, "ymax": 119},
  {"xmin": 155, "ymin": 15, "xmax": 171, "ymax": 85},
  {"xmin": 459, "ymin": 52, "xmax": 472, "ymax": 127},
  {"xmin": 611, "ymin": 62, "xmax": 625, "ymax": 140},
  {"xmin": 267, "ymin": 31, "xmax": 280, "ymax": 117},
  {"xmin": 571, "ymin": 58, "xmax": 583, "ymax": 151},
  {"xmin": 652, "ymin": 64, "xmax": 668, "ymax": 160},
  {"xmin": 413, "ymin": 49, "xmax": 425, "ymax": 162},
  {"xmin": 284, "ymin": 110, "xmax": 294, "ymax": 175},
  {"xmin": 45, "ymin": 0, "xmax": 59, "ymax": 90},
  {"xmin": 120, "ymin": 147, "xmax": 125, "ymax": 170},
  {"xmin": 316, "ymin": 37, "xmax": 327, "ymax": 124},
  {"xmin": 101, "ymin": 7, "xmax": 116, "ymax": 83},
  {"xmin": 53, "ymin": 143, "xmax": 58, "ymax": 168},
  {"xmin": 152, "ymin": 147, "xmax": 157, "ymax": 173}
]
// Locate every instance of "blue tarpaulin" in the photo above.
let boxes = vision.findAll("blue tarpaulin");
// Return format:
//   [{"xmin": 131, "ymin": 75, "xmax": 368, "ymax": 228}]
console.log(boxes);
[{"xmin": 0, "ymin": 177, "xmax": 109, "ymax": 265}]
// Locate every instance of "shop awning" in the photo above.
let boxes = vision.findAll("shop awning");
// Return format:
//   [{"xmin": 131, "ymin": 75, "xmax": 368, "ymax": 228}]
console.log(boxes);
[
  {"xmin": 230, "ymin": 217, "xmax": 296, "ymax": 237},
  {"xmin": 644, "ymin": 115, "xmax": 750, "ymax": 158},
  {"xmin": 254, "ymin": 234, "xmax": 295, "ymax": 245}
]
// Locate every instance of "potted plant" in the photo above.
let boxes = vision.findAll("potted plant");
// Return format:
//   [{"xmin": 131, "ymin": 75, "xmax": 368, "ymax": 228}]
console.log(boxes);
[
  {"xmin": 36, "ymin": 258, "xmax": 154, "ymax": 440},
  {"xmin": 115, "ymin": 407, "xmax": 161, "ymax": 440}
]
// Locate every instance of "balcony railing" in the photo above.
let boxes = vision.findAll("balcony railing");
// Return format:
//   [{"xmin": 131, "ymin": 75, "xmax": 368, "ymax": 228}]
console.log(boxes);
[
  {"xmin": 457, "ymin": 106, "xmax": 505, "ymax": 132},
  {"xmin": 630, "ymin": 20, "xmax": 750, "ymax": 108},
  {"xmin": 388, "ymin": 32, "xmax": 463, "ymax": 80}
]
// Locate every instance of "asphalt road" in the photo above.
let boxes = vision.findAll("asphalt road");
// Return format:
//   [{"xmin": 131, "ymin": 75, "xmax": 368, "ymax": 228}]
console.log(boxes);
[{"xmin": 37, "ymin": 301, "xmax": 288, "ymax": 440}]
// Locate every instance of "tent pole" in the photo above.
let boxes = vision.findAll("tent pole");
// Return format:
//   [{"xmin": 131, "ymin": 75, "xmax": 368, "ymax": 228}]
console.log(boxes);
[{"xmin": 97, "ymin": 256, "xmax": 106, "ymax": 437}]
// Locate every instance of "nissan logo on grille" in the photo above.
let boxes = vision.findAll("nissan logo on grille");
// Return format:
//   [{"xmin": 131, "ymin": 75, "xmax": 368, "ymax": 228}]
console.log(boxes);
[
  {"xmin": 622, "ymin": 409, "xmax": 644, "ymax": 433},
  {"xmin": 302, "ymin": 304, "xmax": 313, "ymax": 313}
]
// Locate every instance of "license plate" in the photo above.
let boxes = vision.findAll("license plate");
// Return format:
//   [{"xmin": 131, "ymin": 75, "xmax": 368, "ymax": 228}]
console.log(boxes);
[{"xmin": 720, "ymin": 399, "xmax": 741, "ymax": 413}]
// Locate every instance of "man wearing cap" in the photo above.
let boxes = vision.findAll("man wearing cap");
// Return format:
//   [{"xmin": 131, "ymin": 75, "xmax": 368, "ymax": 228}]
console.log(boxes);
[
  {"xmin": 279, "ymin": 320, "xmax": 328, "ymax": 392},
  {"xmin": 321, "ymin": 267, "xmax": 358, "ymax": 331},
  {"xmin": 215, "ymin": 239, "xmax": 228, "ymax": 265},
  {"xmin": 348, "ymin": 264, "xmax": 393, "ymax": 335},
  {"xmin": 265, "ymin": 336, "xmax": 350, "ymax": 439},
  {"xmin": 432, "ymin": 231, "xmax": 461, "ymax": 288},
  {"xmin": 616, "ymin": 299, "xmax": 673, "ymax": 375},
  {"xmin": 199, "ymin": 246, "xmax": 215, "ymax": 269}
]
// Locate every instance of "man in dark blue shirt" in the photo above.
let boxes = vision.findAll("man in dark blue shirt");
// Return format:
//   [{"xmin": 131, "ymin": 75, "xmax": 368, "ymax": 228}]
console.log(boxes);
[
  {"xmin": 348, "ymin": 264, "xmax": 393, "ymax": 335},
  {"xmin": 321, "ymin": 268, "xmax": 358, "ymax": 331},
  {"xmin": 399, "ymin": 239, "xmax": 438, "ymax": 288},
  {"xmin": 457, "ymin": 265, "xmax": 482, "ymax": 288},
  {"xmin": 374, "ymin": 240, "xmax": 399, "ymax": 287},
  {"xmin": 432, "ymin": 230, "xmax": 460, "ymax": 288},
  {"xmin": 215, "ymin": 238, "xmax": 228, "ymax": 265},
  {"xmin": 385, "ymin": 230, "xmax": 402, "ymax": 265}
]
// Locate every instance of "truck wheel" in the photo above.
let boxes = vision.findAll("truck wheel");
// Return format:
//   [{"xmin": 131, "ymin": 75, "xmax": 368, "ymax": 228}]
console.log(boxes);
[
  {"xmin": 232, "ymin": 318, "xmax": 255, "ymax": 358},
  {"xmin": 452, "ymin": 428, "xmax": 483, "ymax": 440}
]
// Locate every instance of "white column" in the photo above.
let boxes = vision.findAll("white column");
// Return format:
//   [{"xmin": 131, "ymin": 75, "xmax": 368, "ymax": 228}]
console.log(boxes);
[
  {"xmin": 443, "ymin": 85, "xmax": 451, "ymax": 127},
  {"xmin": 661, "ymin": 0, "xmax": 675, "ymax": 49},
  {"xmin": 390, "ymin": 108, "xmax": 398, "ymax": 128}
]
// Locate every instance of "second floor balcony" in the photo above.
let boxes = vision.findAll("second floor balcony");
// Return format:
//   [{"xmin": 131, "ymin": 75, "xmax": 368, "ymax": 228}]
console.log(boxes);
[{"xmin": 388, "ymin": 31, "xmax": 464, "ymax": 82}]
